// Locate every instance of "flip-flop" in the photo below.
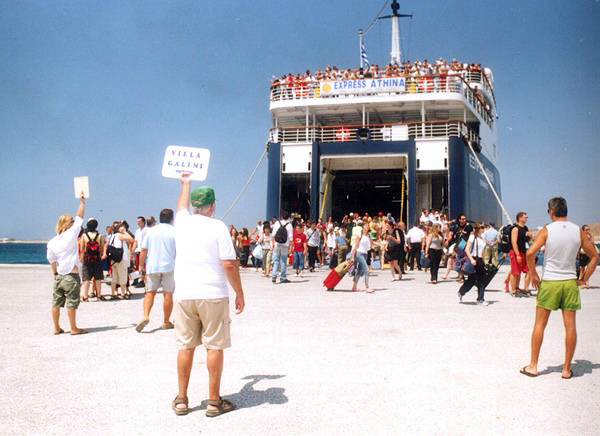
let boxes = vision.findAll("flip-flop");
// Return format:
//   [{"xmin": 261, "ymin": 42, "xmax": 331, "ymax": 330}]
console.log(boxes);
[
  {"xmin": 54, "ymin": 328, "xmax": 65, "ymax": 335},
  {"xmin": 520, "ymin": 366, "xmax": 538, "ymax": 377},
  {"xmin": 562, "ymin": 370, "xmax": 573, "ymax": 379}
]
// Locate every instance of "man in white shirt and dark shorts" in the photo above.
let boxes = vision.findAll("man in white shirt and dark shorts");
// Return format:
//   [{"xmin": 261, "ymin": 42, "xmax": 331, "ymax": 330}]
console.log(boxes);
[
  {"xmin": 520, "ymin": 197, "xmax": 597, "ymax": 379},
  {"xmin": 171, "ymin": 173, "xmax": 245, "ymax": 418}
]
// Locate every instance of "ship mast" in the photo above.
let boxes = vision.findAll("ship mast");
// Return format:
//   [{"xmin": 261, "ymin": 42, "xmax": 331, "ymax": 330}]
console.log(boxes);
[{"xmin": 379, "ymin": 0, "xmax": 412, "ymax": 65}]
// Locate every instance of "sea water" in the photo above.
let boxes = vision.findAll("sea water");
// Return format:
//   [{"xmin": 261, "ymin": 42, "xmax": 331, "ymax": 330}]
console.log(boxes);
[{"xmin": 0, "ymin": 243, "xmax": 48, "ymax": 264}]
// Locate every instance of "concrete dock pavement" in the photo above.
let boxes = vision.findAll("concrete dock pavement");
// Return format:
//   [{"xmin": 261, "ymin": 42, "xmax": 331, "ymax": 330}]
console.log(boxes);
[{"xmin": 0, "ymin": 264, "xmax": 599, "ymax": 434}]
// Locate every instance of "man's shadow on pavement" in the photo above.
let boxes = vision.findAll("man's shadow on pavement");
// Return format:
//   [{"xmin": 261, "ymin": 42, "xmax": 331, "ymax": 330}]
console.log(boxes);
[
  {"xmin": 190, "ymin": 375, "xmax": 288, "ymax": 413},
  {"xmin": 538, "ymin": 360, "xmax": 600, "ymax": 377}
]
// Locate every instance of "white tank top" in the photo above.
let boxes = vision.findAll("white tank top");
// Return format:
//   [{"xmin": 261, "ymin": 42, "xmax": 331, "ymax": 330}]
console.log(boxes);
[{"xmin": 542, "ymin": 221, "xmax": 580, "ymax": 281}]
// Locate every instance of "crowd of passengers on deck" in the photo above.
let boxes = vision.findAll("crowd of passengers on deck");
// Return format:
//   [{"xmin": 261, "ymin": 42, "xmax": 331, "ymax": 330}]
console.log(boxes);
[{"xmin": 270, "ymin": 58, "xmax": 494, "ymax": 116}]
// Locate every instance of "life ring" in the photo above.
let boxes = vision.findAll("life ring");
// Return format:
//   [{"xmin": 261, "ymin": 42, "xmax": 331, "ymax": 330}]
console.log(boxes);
[
  {"xmin": 419, "ymin": 77, "xmax": 432, "ymax": 92},
  {"xmin": 336, "ymin": 127, "xmax": 350, "ymax": 141},
  {"xmin": 295, "ymin": 84, "xmax": 308, "ymax": 97}
]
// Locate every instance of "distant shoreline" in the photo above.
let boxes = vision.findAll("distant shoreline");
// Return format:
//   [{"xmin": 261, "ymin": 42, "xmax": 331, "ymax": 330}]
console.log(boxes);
[{"xmin": 0, "ymin": 240, "xmax": 48, "ymax": 244}]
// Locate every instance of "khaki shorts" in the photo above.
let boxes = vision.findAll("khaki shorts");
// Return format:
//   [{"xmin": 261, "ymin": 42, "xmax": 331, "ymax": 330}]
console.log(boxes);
[
  {"xmin": 53, "ymin": 273, "xmax": 81, "ymax": 309},
  {"xmin": 174, "ymin": 298, "xmax": 231, "ymax": 350},
  {"xmin": 146, "ymin": 271, "xmax": 175, "ymax": 292},
  {"xmin": 112, "ymin": 259, "xmax": 128, "ymax": 286}
]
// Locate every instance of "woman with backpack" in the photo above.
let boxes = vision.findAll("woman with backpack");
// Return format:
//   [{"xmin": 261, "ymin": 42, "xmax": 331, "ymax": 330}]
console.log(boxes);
[{"xmin": 79, "ymin": 218, "xmax": 105, "ymax": 301}]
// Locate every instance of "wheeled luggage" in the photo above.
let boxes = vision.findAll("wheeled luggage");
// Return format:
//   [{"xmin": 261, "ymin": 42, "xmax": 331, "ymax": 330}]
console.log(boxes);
[
  {"xmin": 324, "ymin": 269, "xmax": 344, "ymax": 291},
  {"xmin": 482, "ymin": 258, "xmax": 505, "ymax": 289},
  {"xmin": 323, "ymin": 260, "xmax": 351, "ymax": 291}
]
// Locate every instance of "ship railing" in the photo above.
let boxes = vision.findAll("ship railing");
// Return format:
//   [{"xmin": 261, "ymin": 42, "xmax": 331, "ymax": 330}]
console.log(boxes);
[
  {"xmin": 270, "ymin": 74, "xmax": 493, "ymax": 128},
  {"xmin": 462, "ymin": 70, "xmax": 496, "ymax": 106},
  {"xmin": 269, "ymin": 120, "xmax": 481, "ymax": 148}
]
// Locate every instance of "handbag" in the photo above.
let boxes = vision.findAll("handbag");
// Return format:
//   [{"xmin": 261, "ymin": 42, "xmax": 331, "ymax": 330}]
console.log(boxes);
[
  {"xmin": 420, "ymin": 252, "xmax": 430, "ymax": 268},
  {"xmin": 107, "ymin": 235, "xmax": 124, "ymax": 263},
  {"xmin": 252, "ymin": 244, "xmax": 263, "ymax": 260},
  {"xmin": 457, "ymin": 238, "xmax": 467, "ymax": 251},
  {"xmin": 457, "ymin": 257, "xmax": 475, "ymax": 275},
  {"xmin": 335, "ymin": 260, "xmax": 351, "ymax": 277}
]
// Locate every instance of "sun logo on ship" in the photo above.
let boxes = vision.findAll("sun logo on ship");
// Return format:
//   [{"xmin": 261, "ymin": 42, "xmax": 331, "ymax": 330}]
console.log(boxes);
[{"xmin": 322, "ymin": 84, "xmax": 331, "ymax": 92}]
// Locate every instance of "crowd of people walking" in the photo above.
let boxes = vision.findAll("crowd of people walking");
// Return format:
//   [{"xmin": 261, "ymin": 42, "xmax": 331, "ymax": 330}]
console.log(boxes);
[{"xmin": 47, "ymin": 188, "xmax": 598, "ymax": 414}]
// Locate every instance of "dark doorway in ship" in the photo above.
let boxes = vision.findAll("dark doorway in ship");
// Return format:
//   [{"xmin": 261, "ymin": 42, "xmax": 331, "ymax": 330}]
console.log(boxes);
[
  {"xmin": 281, "ymin": 173, "xmax": 311, "ymax": 219},
  {"xmin": 416, "ymin": 171, "xmax": 448, "ymax": 217},
  {"xmin": 331, "ymin": 169, "xmax": 407, "ymax": 222}
]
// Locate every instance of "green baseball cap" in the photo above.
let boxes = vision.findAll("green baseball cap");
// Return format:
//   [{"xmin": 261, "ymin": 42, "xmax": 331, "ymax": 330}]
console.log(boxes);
[{"xmin": 190, "ymin": 186, "xmax": 215, "ymax": 207}]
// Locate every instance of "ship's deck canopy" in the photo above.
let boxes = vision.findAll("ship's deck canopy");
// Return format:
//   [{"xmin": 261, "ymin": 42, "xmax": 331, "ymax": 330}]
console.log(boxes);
[{"xmin": 272, "ymin": 97, "xmax": 479, "ymax": 128}]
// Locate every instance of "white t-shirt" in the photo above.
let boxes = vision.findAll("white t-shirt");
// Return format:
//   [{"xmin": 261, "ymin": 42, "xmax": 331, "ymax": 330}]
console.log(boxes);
[
  {"xmin": 174, "ymin": 210, "xmax": 236, "ymax": 300},
  {"xmin": 260, "ymin": 233, "xmax": 273, "ymax": 250},
  {"xmin": 110, "ymin": 233, "xmax": 131, "ymax": 262},
  {"xmin": 272, "ymin": 219, "xmax": 293, "ymax": 246},
  {"xmin": 327, "ymin": 233, "xmax": 336, "ymax": 248},
  {"xmin": 306, "ymin": 228, "xmax": 320, "ymax": 247},
  {"xmin": 406, "ymin": 227, "xmax": 425, "ymax": 244},
  {"xmin": 356, "ymin": 234, "xmax": 371, "ymax": 254},
  {"xmin": 141, "ymin": 223, "xmax": 176, "ymax": 274},
  {"xmin": 134, "ymin": 227, "xmax": 148, "ymax": 253},
  {"xmin": 468, "ymin": 234, "xmax": 485, "ymax": 258},
  {"xmin": 47, "ymin": 216, "xmax": 83, "ymax": 275}
]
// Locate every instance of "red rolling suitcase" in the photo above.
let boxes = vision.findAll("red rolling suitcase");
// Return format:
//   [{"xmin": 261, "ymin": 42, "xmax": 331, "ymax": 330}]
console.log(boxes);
[
  {"xmin": 324, "ymin": 269, "xmax": 343, "ymax": 291},
  {"xmin": 323, "ymin": 260, "xmax": 351, "ymax": 291}
]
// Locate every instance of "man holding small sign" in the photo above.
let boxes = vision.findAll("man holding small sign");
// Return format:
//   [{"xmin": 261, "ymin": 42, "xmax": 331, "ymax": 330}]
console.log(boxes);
[{"xmin": 171, "ymin": 172, "xmax": 245, "ymax": 417}]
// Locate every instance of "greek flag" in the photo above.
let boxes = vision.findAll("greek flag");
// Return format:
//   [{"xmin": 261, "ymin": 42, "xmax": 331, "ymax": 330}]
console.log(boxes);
[{"xmin": 361, "ymin": 41, "xmax": 370, "ymax": 68}]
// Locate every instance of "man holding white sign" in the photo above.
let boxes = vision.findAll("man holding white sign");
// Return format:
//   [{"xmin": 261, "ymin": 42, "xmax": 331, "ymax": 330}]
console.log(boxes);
[{"xmin": 171, "ymin": 172, "xmax": 245, "ymax": 417}]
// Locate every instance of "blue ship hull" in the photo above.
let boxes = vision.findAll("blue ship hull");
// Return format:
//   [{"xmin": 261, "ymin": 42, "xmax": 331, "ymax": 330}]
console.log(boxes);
[{"xmin": 266, "ymin": 136, "xmax": 502, "ymax": 226}]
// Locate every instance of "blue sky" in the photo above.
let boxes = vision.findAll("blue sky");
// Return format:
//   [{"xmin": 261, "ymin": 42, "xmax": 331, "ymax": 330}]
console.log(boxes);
[{"xmin": 1, "ymin": 0, "xmax": 599, "ymax": 239}]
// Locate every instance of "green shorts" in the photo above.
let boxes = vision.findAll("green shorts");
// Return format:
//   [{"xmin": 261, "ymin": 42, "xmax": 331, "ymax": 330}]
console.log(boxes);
[
  {"xmin": 536, "ymin": 279, "xmax": 580, "ymax": 311},
  {"xmin": 52, "ymin": 273, "xmax": 81, "ymax": 309}
]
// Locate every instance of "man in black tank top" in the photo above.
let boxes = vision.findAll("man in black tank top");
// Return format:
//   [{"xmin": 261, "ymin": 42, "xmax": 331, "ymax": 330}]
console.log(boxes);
[{"xmin": 509, "ymin": 212, "xmax": 532, "ymax": 296}]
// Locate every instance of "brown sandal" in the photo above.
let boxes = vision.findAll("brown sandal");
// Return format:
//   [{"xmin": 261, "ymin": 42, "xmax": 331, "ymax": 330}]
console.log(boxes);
[
  {"xmin": 206, "ymin": 397, "xmax": 236, "ymax": 417},
  {"xmin": 172, "ymin": 396, "xmax": 188, "ymax": 416}
]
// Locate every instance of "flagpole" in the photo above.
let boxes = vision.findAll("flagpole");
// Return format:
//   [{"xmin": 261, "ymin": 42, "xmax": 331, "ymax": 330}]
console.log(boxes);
[{"xmin": 359, "ymin": 29, "xmax": 364, "ymax": 69}]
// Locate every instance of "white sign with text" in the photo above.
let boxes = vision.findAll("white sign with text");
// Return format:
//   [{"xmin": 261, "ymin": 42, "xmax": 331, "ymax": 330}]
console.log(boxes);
[
  {"xmin": 74, "ymin": 176, "xmax": 90, "ymax": 198},
  {"xmin": 162, "ymin": 145, "xmax": 210, "ymax": 181}
]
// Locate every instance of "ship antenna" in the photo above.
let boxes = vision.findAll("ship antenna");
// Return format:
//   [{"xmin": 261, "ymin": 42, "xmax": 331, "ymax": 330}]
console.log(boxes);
[{"xmin": 379, "ymin": 0, "xmax": 412, "ymax": 65}]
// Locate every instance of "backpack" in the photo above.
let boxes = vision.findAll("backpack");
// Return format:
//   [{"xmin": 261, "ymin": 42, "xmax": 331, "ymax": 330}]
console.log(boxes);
[
  {"xmin": 497, "ymin": 224, "xmax": 515, "ymax": 253},
  {"xmin": 83, "ymin": 232, "xmax": 101, "ymax": 264},
  {"xmin": 274, "ymin": 220, "xmax": 290, "ymax": 244},
  {"xmin": 107, "ymin": 235, "xmax": 124, "ymax": 263}
]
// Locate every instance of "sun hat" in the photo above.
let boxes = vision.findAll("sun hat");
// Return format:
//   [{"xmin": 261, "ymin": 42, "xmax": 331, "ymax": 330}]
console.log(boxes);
[{"xmin": 190, "ymin": 187, "xmax": 215, "ymax": 207}]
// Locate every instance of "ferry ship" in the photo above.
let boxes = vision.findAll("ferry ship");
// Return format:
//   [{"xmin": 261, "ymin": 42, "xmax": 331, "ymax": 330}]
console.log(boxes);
[{"xmin": 265, "ymin": 1, "xmax": 502, "ymax": 226}]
